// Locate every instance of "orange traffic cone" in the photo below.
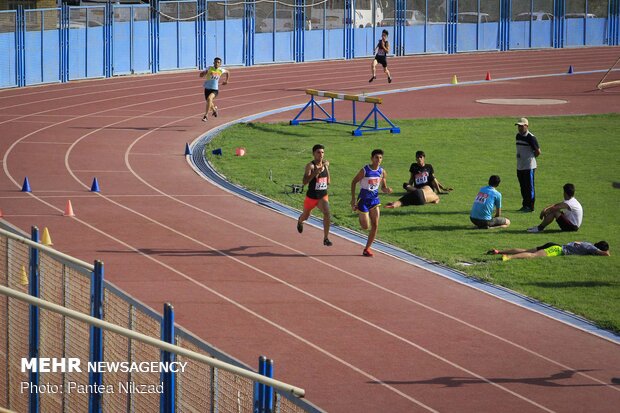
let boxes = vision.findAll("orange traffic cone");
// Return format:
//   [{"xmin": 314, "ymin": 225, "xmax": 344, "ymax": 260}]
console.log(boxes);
[
  {"xmin": 20, "ymin": 265, "xmax": 29, "ymax": 286},
  {"xmin": 64, "ymin": 200, "xmax": 75, "ymax": 217},
  {"xmin": 42, "ymin": 227, "xmax": 53, "ymax": 246},
  {"xmin": 485, "ymin": 71, "xmax": 491, "ymax": 81}
]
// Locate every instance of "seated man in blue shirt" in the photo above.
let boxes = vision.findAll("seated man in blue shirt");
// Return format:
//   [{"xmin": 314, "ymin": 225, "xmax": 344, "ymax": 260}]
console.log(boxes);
[{"xmin": 470, "ymin": 175, "xmax": 511, "ymax": 229}]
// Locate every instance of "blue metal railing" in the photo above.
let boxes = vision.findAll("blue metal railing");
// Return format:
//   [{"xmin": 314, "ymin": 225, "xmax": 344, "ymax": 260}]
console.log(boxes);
[
  {"xmin": 1, "ymin": 222, "xmax": 320, "ymax": 413},
  {"xmin": 1, "ymin": 0, "xmax": 619, "ymax": 88}
]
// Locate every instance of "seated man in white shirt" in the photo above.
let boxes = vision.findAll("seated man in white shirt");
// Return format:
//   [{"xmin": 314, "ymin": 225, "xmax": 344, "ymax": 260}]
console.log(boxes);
[{"xmin": 527, "ymin": 183, "xmax": 582, "ymax": 233}]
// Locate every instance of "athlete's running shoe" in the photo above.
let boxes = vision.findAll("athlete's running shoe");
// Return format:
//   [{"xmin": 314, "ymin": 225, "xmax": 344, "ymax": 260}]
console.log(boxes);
[
  {"xmin": 202, "ymin": 115, "xmax": 208, "ymax": 122},
  {"xmin": 486, "ymin": 249, "xmax": 499, "ymax": 255},
  {"xmin": 362, "ymin": 248, "xmax": 373, "ymax": 257},
  {"xmin": 212, "ymin": 106, "xmax": 218, "ymax": 117},
  {"xmin": 323, "ymin": 238, "xmax": 333, "ymax": 247},
  {"xmin": 297, "ymin": 221, "xmax": 303, "ymax": 233},
  {"xmin": 502, "ymin": 255, "xmax": 511, "ymax": 261},
  {"xmin": 369, "ymin": 76, "xmax": 376, "ymax": 83},
  {"xmin": 388, "ymin": 76, "xmax": 392, "ymax": 83}
]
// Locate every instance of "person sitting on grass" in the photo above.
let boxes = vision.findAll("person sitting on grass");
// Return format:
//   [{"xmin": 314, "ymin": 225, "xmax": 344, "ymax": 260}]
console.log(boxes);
[
  {"xmin": 470, "ymin": 175, "xmax": 510, "ymax": 229},
  {"xmin": 401, "ymin": 150, "xmax": 452, "ymax": 205},
  {"xmin": 527, "ymin": 183, "xmax": 582, "ymax": 233},
  {"xmin": 488, "ymin": 241, "xmax": 609, "ymax": 260},
  {"xmin": 385, "ymin": 187, "xmax": 428, "ymax": 209}
]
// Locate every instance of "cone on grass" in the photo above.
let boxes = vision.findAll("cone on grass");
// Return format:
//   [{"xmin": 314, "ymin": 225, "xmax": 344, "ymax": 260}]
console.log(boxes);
[
  {"xmin": 20, "ymin": 265, "xmax": 28, "ymax": 285},
  {"xmin": 568, "ymin": 65, "xmax": 574, "ymax": 74},
  {"xmin": 184, "ymin": 143, "xmax": 191, "ymax": 156},
  {"xmin": 485, "ymin": 71, "xmax": 491, "ymax": 81},
  {"xmin": 64, "ymin": 200, "xmax": 75, "ymax": 217},
  {"xmin": 21, "ymin": 177, "xmax": 31, "ymax": 192},
  {"xmin": 90, "ymin": 177, "xmax": 100, "ymax": 193},
  {"xmin": 41, "ymin": 227, "xmax": 53, "ymax": 246},
  {"xmin": 451, "ymin": 75, "xmax": 458, "ymax": 85}
]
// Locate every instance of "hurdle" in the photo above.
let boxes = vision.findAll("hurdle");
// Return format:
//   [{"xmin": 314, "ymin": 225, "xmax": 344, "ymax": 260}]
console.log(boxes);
[{"xmin": 290, "ymin": 89, "xmax": 400, "ymax": 136}]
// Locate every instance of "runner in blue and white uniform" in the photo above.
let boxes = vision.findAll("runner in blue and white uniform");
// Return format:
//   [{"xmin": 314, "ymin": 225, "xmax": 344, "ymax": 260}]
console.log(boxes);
[{"xmin": 351, "ymin": 149, "xmax": 393, "ymax": 257}]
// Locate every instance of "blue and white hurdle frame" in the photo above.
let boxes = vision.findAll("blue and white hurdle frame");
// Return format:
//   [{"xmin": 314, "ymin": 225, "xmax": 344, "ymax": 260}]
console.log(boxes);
[{"xmin": 290, "ymin": 89, "xmax": 400, "ymax": 136}]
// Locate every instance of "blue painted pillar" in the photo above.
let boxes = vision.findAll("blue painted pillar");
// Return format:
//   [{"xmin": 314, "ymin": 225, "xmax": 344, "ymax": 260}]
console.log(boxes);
[
  {"xmin": 150, "ymin": 0, "xmax": 160, "ymax": 73},
  {"xmin": 88, "ymin": 260, "xmax": 104, "ymax": 413},
  {"xmin": 28, "ymin": 226, "xmax": 40, "ymax": 413},
  {"xmin": 253, "ymin": 356, "xmax": 267, "ymax": 412},
  {"xmin": 160, "ymin": 303, "xmax": 175, "ymax": 413},
  {"xmin": 264, "ymin": 359, "xmax": 274, "ymax": 413}
]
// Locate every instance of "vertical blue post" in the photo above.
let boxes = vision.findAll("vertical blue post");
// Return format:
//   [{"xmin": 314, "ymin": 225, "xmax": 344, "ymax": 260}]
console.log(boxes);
[
  {"xmin": 264, "ymin": 359, "xmax": 274, "ymax": 413},
  {"xmin": 150, "ymin": 0, "xmax": 160, "ymax": 73},
  {"xmin": 28, "ymin": 226, "xmax": 40, "ymax": 413},
  {"xmin": 16, "ymin": 6, "xmax": 23, "ymax": 87},
  {"xmin": 160, "ymin": 303, "xmax": 175, "ymax": 413},
  {"xmin": 105, "ymin": 0, "xmax": 112, "ymax": 78},
  {"xmin": 89, "ymin": 260, "xmax": 104, "ymax": 413},
  {"xmin": 253, "ymin": 356, "xmax": 267, "ymax": 413}
]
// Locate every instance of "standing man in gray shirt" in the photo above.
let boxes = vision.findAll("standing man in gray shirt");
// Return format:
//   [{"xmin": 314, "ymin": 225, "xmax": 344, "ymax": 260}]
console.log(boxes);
[{"xmin": 515, "ymin": 118, "xmax": 541, "ymax": 212}]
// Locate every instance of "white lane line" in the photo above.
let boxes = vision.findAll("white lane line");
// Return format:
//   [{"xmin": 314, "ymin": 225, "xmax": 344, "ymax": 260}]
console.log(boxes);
[
  {"xmin": 3, "ymin": 93, "xmax": 439, "ymax": 411},
  {"xmin": 61, "ymin": 100, "xmax": 559, "ymax": 411}
]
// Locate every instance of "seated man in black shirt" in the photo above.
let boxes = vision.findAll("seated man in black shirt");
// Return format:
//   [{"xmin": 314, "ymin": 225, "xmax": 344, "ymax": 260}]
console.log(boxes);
[
  {"xmin": 388, "ymin": 151, "xmax": 451, "ymax": 208},
  {"xmin": 403, "ymin": 151, "xmax": 452, "ymax": 205}
]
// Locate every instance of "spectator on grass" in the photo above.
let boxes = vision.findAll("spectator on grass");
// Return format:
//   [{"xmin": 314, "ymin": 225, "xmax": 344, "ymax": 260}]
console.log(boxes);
[
  {"xmin": 470, "ymin": 175, "xmax": 510, "ymax": 229},
  {"xmin": 402, "ymin": 150, "xmax": 452, "ymax": 205},
  {"xmin": 515, "ymin": 117, "xmax": 541, "ymax": 212},
  {"xmin": 527, "ymin": 183, "xmax": 582, "ymax": 233},
  {"xmin": 488, "ymin": 241, "xmax": 609, "ymax": 260}
]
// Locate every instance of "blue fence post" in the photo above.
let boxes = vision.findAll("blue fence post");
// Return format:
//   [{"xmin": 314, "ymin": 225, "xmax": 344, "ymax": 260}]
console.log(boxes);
[
  {"xmin": 28, "ymin": 226, "xmax": 40, "ymax": 413},
  {"xmin": 609, "ymin": 0, "xmax": 620, "ymax": 46},
  {"xmin": 59, "ymin": 4, "xmax": 65, "ymax": 82},
  {"xmin": 264, "ymin": 359, "xmax": 273, "ymax": 413},
  {"xmin": 196, "ymin": 0, "xmax": 207, "ymax": 69},
  {"xmin": 160, "ymin": 303, "xmax": 175, "ymax": 413},
  {"xmin": 105, "ymin": 0, "xmax": 112, "ymax": 77},
  {"xmin": 150, "ymin": 0, "xmax": 160, "ymax": 73},
  {"xmin": 17, "ymin": 5, "xmax": 25, "ymax": 87},
  {"xmin": 294, "ymin": 0, "xmax": 304, "ymax": 62},
  {"xmin": 253, "ymin": 355, "xmax": 267, "ymax": 413},
  {"xmin": 88, "ymin": 260, "xmax": 104, "ymax": 413}
]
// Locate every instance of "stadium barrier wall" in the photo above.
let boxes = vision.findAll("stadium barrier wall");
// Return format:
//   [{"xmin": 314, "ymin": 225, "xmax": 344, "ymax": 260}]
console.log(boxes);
[
  {"xmin": 0, "ymin": 222, "xmax": 322, "ymax": 413},
  {"xmin": 0, "ymin": 0, "xmax": 619, "ymax": 88}
]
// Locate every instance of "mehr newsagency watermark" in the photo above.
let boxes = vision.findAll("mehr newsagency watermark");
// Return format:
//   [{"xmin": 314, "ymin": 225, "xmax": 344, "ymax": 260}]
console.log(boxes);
[{"xmin": 20, "ymin": 358, "xmax": 187, "ymax": 395}]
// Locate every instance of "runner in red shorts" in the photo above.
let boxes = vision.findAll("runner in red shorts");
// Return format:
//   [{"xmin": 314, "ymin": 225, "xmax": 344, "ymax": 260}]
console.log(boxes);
[{"xmin": 297, "ymin": 144, "xmax": 332, "ymax": 246}]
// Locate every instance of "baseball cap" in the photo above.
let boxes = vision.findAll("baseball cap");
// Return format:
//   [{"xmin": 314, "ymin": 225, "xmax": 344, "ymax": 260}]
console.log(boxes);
[{"xmin": 515, "ymin": 117, "xmax": 529, "ymax": 126}]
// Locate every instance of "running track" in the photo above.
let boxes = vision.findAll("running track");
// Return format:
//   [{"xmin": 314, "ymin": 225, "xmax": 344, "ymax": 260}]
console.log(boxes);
[{"xmin": 1, "ymin": 47, "xmax": 619, "ymax": 412}]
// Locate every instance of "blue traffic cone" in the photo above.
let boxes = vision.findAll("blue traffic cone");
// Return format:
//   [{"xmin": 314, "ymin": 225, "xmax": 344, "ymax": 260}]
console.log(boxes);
[
  {"xmin": 568, "ymin": 65, "xmax": 574, "ymax": 74},
  {"xmin": 21, "ymin": 177, "xmax": 31, "ymax": 192},
  {"xmin": 184, "ymin": 143, "xmax": 191, "ymax": 156},
  {"xmin": 212, "ymin": 148, "xmax": 222, "ymax": 156},
  {"xmin": 90, "ymin": 177, "xmax": 100, "ymax": 192}
]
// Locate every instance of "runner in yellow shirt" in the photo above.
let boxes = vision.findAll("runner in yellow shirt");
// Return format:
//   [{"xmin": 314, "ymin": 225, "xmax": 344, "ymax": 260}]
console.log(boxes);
[{"xmin": 199, "ymin": 57, "xmax": 230, "ymax": 122}]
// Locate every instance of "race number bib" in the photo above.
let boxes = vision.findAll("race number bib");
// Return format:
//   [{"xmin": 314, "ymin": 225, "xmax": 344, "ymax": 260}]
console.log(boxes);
[
  {"xmin": 315, "ymin": 177, "xmax": 328, "ymax": 190},
  {"xmin": 474, "ymin": 192, "xmax": 489, "ymax": 204},
  {"xmin": 415, "ymin": 172, "xmax": 429, "ymax": 185},
  {"xmin": 367, "ymin": 178, "xmax": 380, "ymax": 192}
]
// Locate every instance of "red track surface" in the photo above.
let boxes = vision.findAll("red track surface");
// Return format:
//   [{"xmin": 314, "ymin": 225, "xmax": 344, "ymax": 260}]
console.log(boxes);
[{"xmin": 1, "ymin": 47, "xmax": 619, "ymax": 412}]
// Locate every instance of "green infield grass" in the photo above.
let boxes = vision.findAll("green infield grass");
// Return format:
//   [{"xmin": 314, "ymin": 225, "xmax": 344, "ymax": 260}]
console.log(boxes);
[{"xmin": 206, "ymin": 114, "xmax": 620, "ymax": 333}]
